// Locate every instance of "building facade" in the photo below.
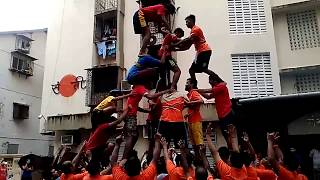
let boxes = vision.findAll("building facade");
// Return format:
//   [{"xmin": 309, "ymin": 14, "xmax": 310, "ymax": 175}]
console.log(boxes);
[
  {"xmin": 0, "ymin": 29, "xmax": 54, "ymax": 164},
  {"xmin": 41, "ymin": 0, "xmax": 320, "ymax": 156}
]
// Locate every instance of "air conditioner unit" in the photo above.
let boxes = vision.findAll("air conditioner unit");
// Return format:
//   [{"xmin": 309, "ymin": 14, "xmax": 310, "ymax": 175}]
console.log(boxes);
[{"xmin": 61, "ymin": 135, "xmax": 74, "ymax": 145}]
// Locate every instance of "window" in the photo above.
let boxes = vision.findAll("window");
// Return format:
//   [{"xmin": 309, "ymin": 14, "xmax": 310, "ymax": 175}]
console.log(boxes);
[
  {"xmin": 15, "ymin": 35, "xmax": 32, "ymax": 54},
  {"xmin": 232, "ymin": 53, "xmax": 274, "ymax": 98},
  {"xmin": 287, "ymin": 10, "xmax": 320, "ymax": 50},
  {"xmin": 13, "ymin": 103, "xmax": 29, "ymax": 120},
  {"xmin": 48, "ymin": 146, "xmax": 54, "ymax": 156},
  {"xmin": 9, "ymin": 51, "xmax": 36, "ymax": 76},
  {"xmin": 228, "ymin": 0, "xmax": 267, "ymax": 34},
  {"xmin": 7, "ymin": 144, "xmax": 19, "ymax": 154},
  {"xmin": 296, "ymin": 72, "xmax": 320, "ymax": 93}
]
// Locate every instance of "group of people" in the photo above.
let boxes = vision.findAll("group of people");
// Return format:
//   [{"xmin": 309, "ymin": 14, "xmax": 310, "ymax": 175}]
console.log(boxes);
[{"xmin": 48, "ymin": 0, "xmax": 312, "ymax": 180}]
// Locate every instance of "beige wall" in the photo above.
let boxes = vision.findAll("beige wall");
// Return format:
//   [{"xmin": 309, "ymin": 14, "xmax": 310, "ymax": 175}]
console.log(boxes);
[
  {"xmin": 123, "ymin": 0, "xmax": 281, "ymax": 96},
  {"xmin": 40, "ymin": 0, "xmax": 95, "ymax": 130},
  {"xmin": 273, "ymin": 7, "xmax": 320, "ymax": 70}
]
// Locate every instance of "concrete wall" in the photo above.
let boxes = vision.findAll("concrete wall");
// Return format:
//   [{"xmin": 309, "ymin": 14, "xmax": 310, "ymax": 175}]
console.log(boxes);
[
  {"xmin": 0, "ymin": 31, "xmax": 54, "ymax": 156},
  {"xmin": 123, "ymin": 0, "xmax": 281, "ymax": 96},
  {"xmin": 40, "ymin": 0, "xmax": 95, "ymax": 131},
  {"xmin": 273, "ymin": 7, "xmax": 320, "ymax": 70},
  {"xmin": 271, "ymin": 0, "xmax": 311, "ymax": 7}
]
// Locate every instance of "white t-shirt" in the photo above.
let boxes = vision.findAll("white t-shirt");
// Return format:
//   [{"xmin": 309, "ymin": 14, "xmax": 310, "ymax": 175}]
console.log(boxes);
[{"xmin": 310, "ymin": 149, "xmax": 320, "ymax": 170}]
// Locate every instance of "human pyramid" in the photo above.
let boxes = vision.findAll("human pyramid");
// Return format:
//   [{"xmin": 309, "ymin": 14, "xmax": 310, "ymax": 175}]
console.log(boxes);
[{"xmin": 56, "ymin": 1, "xmax": 309, "ymax": 180}]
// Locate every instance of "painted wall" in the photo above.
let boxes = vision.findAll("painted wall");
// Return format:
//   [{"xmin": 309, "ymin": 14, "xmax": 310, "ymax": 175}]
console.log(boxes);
[
  {"xmin": 123, "ymin": 0, "xmax": 281, "ymax": 97},
  {"xmin": 40, "ymin": 0, "xmax": 95, "ymax": 131},
  {"xmin": 273, "ymin": 7, "xmax": 320, "ymax": 70},
  {"xmin": 0, "ymin": 31, "xmax": 54, "ymax": 156},
  {"xmin": 271, "ymin": 0, "xmax": 311, "ymax": 7}
]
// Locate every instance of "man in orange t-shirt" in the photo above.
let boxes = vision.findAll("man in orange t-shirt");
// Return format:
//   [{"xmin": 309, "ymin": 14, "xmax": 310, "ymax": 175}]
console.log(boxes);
[
  {"xmin": 111, "ymin": 134, "xmax": 161, "ymax": 180},
  {"xmin": 267, "ymin": 132, "xmax": 308, "ymax": 180},
  {"xmin": 157, "ymin": 90, "xmax": 190, "ymax": 147},
  {"xmin": 185, "ymin": 78, "xmax": 207, "ymax": 165},
  {"xmin": 173, "ymin": 14, "xmax": 217, "ymax": 81},
  {"xmin": 206, "ymin": 124, "xmax": 247, "ymax": 180}
]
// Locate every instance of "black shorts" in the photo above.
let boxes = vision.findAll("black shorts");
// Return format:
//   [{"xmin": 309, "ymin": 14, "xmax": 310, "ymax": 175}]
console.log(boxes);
[
  {"xmin": 158, "ymin": 121, "xmax": 188, "ymax": 147},
  {"xmin": 166, "ymin": 56, "xmax": 178, "ymax": 70},
  {"xmin": 147, "ymin": 119, "xmax": 159, "ymax": 140},
  {"xmin": 190, "ymin": 50, "xmax": 212, "ymax": 73},
  {"xmin": 219, "ymin": 110, "xmax": 235, "ymax": 137},
  {"xmin": 124, "ymin": 115, "xmax": 138, "ymax": 137},
  {"xmin": 133, "ymin": 10, "xmax": 147, "ymax": 34}
]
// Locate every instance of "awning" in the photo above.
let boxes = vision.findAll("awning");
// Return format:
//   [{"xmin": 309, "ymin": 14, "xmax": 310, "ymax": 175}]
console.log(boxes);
[{"xmin": 46, "ymin": 113, "xmax": 91, "ymax": 131}]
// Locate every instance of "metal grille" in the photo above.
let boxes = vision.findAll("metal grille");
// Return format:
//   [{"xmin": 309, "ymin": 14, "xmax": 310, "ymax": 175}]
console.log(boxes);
[
  {"xmin": 95, "ymin": 0, "xmax": 118, "ymax": 14},
  {"xmin": 296, "ymin": 72, "xmax": 320, "ymax": 93},
  {"xmin": 287, "ymin": 9, "xmax": 320, "ymax": 50},
  {"xmin": 232, "ymin": 53, "xmax": 274, "ymax": 98},
  {"xmin": 85, "ymin": 69, "xmax": 93, "ymax": 106},
  {"xmin": 228, "ymin": 0, "xmax": 267, "ymax": 34},
  {"xmin": 148, "ymin": 22, "xmax": 164, "ymax": 46}
]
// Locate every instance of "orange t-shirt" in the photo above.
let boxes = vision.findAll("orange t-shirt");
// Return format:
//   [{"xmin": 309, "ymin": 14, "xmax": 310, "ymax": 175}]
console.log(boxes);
[
  {"xmin": 166, "ymin": 160, "xmax": 195, "ymax": 180},
  {"xmin": 112, "ymin": 163, "xmax": 157, "ymax": 180},
  {"xmin": 246, "ymin": 166, "xmax": 259, "ymax": 180},
  {"xmin": 278, "ymin": 165, "xmax": 307, "ymax": 180},
  {"xmin": 256, "ymin": 169, "xmax": 277, "ymax": 180},
  {"xmin": 60, "ymin": 172, "xmax": 87, "ymax": 180},
  {"xmin": 83, "ymin": 174, "xmax": 113, "ymax": 180},
  {"xmin": 187, "ymin": 90, "xmax": 203, "ymax": 123},
  {"xmin": 216, "ymin": 159, "xmax": 247, "ymax": 180},
  {"xmin": 160, "ymin": 92, "xmax": 189, "ymax": 122},
  {"xmin": 190, "ymin": 25, "xmax": 211, "ymax": 54}
]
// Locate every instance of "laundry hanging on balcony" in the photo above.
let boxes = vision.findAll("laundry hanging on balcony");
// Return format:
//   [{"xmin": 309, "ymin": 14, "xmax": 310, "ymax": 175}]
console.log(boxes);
[{"xmin": 96, "ymin": 41, "xmax": 107, "ymax": 59}]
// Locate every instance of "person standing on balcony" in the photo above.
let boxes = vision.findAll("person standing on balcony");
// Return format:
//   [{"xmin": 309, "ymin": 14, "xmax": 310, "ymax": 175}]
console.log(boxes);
[
  {"xmin": 173, "ymin": 14, "xmax": 217, "ymax": 82},
  {"xmin": 133, "ymin": 1, "xmax": 176, "ymax": 56}
]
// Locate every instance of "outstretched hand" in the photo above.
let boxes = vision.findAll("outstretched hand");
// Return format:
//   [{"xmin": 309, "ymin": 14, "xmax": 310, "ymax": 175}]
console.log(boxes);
[
  {"xmin": 160, "ymin": 137, "xmax": 168, "ymax": 148},
  {"xmin": 267, "ymin": 132, "xmax": 280, "ymax": 144},
  {"xmin": 242, "ymin": 132, "xmax": 249, "ymax": 143}
]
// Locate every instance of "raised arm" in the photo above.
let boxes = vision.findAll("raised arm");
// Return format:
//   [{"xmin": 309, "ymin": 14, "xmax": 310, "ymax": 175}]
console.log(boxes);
[
  {"xmin": 267, "ymin": 132, "xmax": 280, "ymax": 174},
  {"xmin": 227, "ymin": 125, "xmax": 239, "ymax": 153},
  {"xmin": 178, "ymin": 140, "xmax": 190, "ymax": 177},
  {"xmin": 160, "ymin": 137, "xmax": 169, "ymax": 161},
  {"xmin": 144, "ymin": 89, "xmax": 172, "ymax": 100},
  {"xmin": 112, "ymin": 93, "xmax": 132, "ymax": 102},
  {"xmin": 71, "ymin": 140, "xmax": 86, "ymax": 168},
  {"xmin": 151, "ymin": 133, "xmax": 162, "ymax": 163},
  {"xmin": 242, "ymin": 132, "xmax": 257, "ymax": 160},
  {"xmin": 110, "ymin": 136, "xmax": 123, "ymax": 167},
  {"xmin": 206, "ymin": 123, "xmax": 221, "ymax": 162}
]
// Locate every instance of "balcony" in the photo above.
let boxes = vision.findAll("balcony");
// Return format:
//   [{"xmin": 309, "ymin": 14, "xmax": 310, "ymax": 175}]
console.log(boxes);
[
  {"xmin": 271, "ymin": 0, "xmax": 319, "ymax": 11},
  {"xmin": 85, "ymin": 65, "xmax": 126, "ymax": 107},
  {"xmin": 95, "ymin": 0, "xmax": 118, "ymax": 15}
]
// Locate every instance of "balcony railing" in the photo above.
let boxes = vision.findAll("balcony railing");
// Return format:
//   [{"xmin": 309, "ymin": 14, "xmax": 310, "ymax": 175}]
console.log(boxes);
[{"xmin": 95, "ymin": 0, "xmax": 118, "ymax": 14}]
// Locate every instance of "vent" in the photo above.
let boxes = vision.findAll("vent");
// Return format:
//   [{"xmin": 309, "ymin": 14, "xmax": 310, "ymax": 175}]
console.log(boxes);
[
  {"xmin": 296, "ymin": 72, "xmax": 320, "ymax": 93},
  {"xmin": 228, "ymin": 0, "xmax": 267, "ymax": 34},
  {"xmin": 232, "ymin": 53, "xmax": 274, "ymax": 98},
  {"xmin": 287, "ymin": 9, "xmax": 320, "ymax": 50}
]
